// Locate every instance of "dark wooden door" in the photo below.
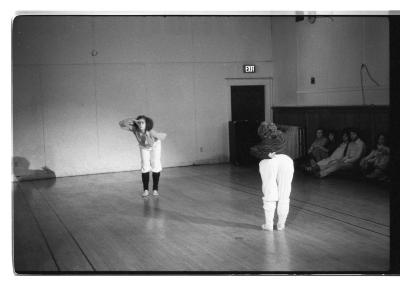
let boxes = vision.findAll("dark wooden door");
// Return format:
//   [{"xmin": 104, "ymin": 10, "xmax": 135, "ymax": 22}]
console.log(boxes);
[
  {"xmin": 231, "ymin": 85, "xmax": 265, "ymax": 121},
  {"xmin": 229, "ymin": 85, "xmax": 265, "ymax": 166}
]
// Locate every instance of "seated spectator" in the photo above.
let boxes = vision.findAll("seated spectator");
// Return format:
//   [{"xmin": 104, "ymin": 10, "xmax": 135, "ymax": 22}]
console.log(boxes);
[
  {"xmin": 306, "ymin": 130, "xmax": 349, "ymax": 173},
  {"xmin": 325, "ymin": 130, "xmax": 338, "ymax": 156},
  {"xmin": 300, "ymin": 128, "xmax": 328, "ymax": 171},
  {"xmin": 360, "ymin": 133, "xmax": 390, "ymax": 181},
  {"xmin": 308, "ymin": 128, "xmax": 329, "ymax": 163},
  {"xmin": 315, "ymin": 128, "xmax": 365, "ymax": 178}
]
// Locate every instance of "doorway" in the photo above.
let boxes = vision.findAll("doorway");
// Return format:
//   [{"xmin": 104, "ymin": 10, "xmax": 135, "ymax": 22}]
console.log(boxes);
[
  {"xmin": 229, "ymin": 85, "xmax": 266, "ymax": 166},
  {"xmin": 226, "ymin": 78, "xmax": 273, "ymax": 165},
  {"xmin": 230, "ymin": 85, "xmax": 265, "ymax": 121}
]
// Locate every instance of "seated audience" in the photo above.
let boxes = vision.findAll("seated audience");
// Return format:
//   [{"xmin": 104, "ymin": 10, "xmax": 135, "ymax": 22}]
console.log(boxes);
[
  {"xmin": 306, "ymin": 130, "xmax": 349, "ymax": 173},
  {"xmin": 360, "ymin": 133, "xmax": 390, "ymax": 181},
  {"xmin": 315, "ymin": 128, "xmax": 365, "ymax": 178}
]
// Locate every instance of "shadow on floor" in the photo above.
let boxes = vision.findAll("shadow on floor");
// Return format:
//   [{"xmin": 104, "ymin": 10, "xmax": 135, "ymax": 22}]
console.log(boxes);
[{"xmin": 13, "ymin": 156, "xmax": 56, "ymax": 182}]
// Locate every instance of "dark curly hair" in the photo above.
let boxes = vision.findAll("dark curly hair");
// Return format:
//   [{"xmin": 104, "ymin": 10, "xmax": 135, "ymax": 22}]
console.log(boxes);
[
  {"xmin": 257, "ymin": 122, "xmax": 280, "ymax": 139},
  {"xmin": 134, "ymin": 115, "xmax": 154, "ymax": 131},
  {"xmin": 341, "ymin": 128, "xmax": 350, "ymax": 139},
  {"xmin": 375, "ymin": 133, "xmax": 388, "ymax": 147},
  {"xmin": 327, "ymin": 129, "xmax": 336, "ymax": 138},
  {"xmin": 348, "ymin": 127, "xmax": 359, "ymax": 136}
]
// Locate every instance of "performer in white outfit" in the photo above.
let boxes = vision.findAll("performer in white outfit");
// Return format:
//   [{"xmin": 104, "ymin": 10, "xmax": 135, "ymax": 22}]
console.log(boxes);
[
  {"xmin": 250, "ymin": 122, "xmax": 294, "ymax": 231},
  {"xmin": 119, "ymin": 115, "xmax": 167, "ymax": 197}
]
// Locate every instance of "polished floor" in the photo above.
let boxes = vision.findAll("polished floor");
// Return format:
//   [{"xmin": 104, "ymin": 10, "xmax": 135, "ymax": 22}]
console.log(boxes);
[{"xmin": 13, "ymin": 164, "xmax": 390, "ymax": 273}]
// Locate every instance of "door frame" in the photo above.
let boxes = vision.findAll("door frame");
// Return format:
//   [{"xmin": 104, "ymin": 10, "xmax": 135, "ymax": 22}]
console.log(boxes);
[{"xmin": 225, "ymin": 77, "xmax": 273, "ymax": 122}]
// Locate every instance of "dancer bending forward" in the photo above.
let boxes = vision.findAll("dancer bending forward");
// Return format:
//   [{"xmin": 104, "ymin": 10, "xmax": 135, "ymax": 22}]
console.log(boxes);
[
  {"xmin": 250, "ymin": 122, "xmax": 294, "ymax": 231},
  {"xmin": 119, "ymin": 115, "xmax": 167, "ymax": 197}
]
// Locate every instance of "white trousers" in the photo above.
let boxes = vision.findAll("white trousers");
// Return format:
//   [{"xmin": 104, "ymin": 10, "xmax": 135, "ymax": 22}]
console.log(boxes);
[
  {"xmin": 259, "ymin": 154, "xmax": 294, "ymax": 227},
  {"xmin": 140, "ymin": 140, "xmax": 162, "ymax": 173}
]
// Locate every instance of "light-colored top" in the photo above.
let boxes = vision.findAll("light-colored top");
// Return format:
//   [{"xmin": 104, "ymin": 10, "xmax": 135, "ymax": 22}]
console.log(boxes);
[
  {"xmin": 343, "ymin": 138, "xmax": 365, "ymax": 164},
  {"xmin": 317, "ymin": 142, "xmax": 348, "ymax": 167},
  {"xmin": 361, "ymin": 145, "xmax": 390, "ymax": 169},
  {"xmin": 132, "ymin": 129, "xmax": 165, "ymax": 148},
  {"xmin": 364, "ymin": 145, "xmax": 390, "ymax": 161},
  {"xmin": 329, "ymin": 142, "xmax": 348, "ymax": 160},
  {"xmin": 119, "ymin": 119, "xmax": 167, "ymax": 149}
]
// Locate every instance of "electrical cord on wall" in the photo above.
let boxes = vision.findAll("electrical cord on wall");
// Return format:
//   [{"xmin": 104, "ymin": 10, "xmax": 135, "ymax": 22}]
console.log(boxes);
[{"xmin": 360, "ymin": 63, "xmax": 380, "ymax": 105}]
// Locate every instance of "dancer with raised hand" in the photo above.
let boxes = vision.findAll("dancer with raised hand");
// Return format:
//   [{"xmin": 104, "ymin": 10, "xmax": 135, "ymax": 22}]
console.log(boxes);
[
  {"xmin": 119, "ymin": 115, "xmax": 167, "ymax": 197},
  {"xmin": 250, "ymin": 122, "xmax": 294, "ymax": 231}
]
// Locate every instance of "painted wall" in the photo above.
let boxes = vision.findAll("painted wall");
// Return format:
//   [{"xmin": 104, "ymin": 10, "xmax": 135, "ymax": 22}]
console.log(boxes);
[
  {"xmin": 13, "ymin": 16, "xmax": 273, "ymax": 178},
  {"xmin": 271, "ymin": 16, "xmax": 389, "ymax": 106},
  {"xmin": 271, "ymin": 17, "xmax": 298, "ymax": 106}
]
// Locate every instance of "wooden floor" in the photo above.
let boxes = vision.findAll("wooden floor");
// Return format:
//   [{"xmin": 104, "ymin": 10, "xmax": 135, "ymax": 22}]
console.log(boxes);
[{"xmin": 13, "ymin": 164, "xmax": 390, "ymax": 273}]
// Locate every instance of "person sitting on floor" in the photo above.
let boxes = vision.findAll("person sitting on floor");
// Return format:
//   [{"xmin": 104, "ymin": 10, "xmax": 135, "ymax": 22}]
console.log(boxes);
[
  {"xmin": 306, "ymin": 130, "xmax": 349, "ymax": 174},
  {"xmin": 300, "ymin": 128, "xmax": 328, "ymax": 171},
  {"xmin": 307, "ymin": 128, "xmax": 329, "ymax": 163},
  {"xmin": 325, "ymin": 130, "xmax": 338, "ymax": 156},
  {"xmin": 315, "ymin": 128, "xmax": 365, "ymax": 178},
  {"xmin": 360, "ymin": 133, "xmax": 390, "ymax": 181}
]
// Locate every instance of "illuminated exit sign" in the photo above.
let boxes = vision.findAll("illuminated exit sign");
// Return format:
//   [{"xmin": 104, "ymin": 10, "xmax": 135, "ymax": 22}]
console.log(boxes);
[{"xmin": 243, "ymin": 65, "xmax": 256, "ymax": 73}]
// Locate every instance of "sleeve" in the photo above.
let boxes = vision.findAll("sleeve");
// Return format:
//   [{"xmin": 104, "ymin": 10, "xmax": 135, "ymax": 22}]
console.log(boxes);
[
  {"xmin": 364, "ymin": 150, "xmax": 376, "ymax": 161},
  {"xmin": 375, "ymin": 154, "xmax": 390, "ymax": 170},
  {"xmin": 346, "ymin": 141, "xmax": 365, "ymax": 164},
  {"xmin": 317, "ymin": 143, "xmax": 329, "ymax": 153},
  {"xmin": 330, "ymin": 144, "xmax": 344, "ymax": 159},
  {"xmin": 382, "ymin": 146, "xmax": 390, "ymax": 155},
  {"xmin": 271, "ymin": 135, "xmax": 287, "ymax": 155},
  {"xmin": 149, "ymin": 129, "xmax": 167, "ymax": 141},
  {"xmin": 119, "ymin": 118, "xmax": 135, "ymax": 132},
  {"xmin": 250, "ymin": 144, "xmax": 272, "ymax": 160},
  {"xmin": 278, "ymin": 126, "xmax": 289, "ymax": 133},
  {"xmin": 308, "ymin": 139, "xmax": 317, "ymax": 152}
]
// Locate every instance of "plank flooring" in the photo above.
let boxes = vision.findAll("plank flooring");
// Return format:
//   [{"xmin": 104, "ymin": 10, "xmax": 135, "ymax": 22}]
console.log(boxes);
[{"xmin": 13, "ymin": 164, "xmax": 390, "ymax": 273}]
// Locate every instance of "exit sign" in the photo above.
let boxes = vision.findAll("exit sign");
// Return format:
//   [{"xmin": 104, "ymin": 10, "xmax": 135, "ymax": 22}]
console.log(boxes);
[{"xmin": 243, "ymin": 65, "xmax": 256, "ymax": 73}]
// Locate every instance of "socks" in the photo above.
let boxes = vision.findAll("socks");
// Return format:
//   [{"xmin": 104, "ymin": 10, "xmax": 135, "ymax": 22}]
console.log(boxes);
[
  {"xmin": 142, "ymin": 172, "xmax": 150, "ymax": 191},
  {"xmin": 152, "ymin": 172, "xmax": 160, "ymax": 190},
  {"xmin": 277, "ymin": 200, "xmax": 290, "ymax": 229},
  {"xmin": 262, "ymin": 198, "xmax": 276, "ymax": 231},
  {"xmin": 142, "ymin": 172, "xmax": 161, "ymax": 191}
]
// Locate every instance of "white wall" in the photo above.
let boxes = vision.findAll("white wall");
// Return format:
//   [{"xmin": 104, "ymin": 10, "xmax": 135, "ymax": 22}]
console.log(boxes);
[
  {"xmin": 13, "ymin": 16, "xmax": 273, "ymax": 178},
  {"xmin": 271, "ymin": 16, "xmax": 389, "ymax": 106},
  {"xmin": 271, "ymin": 17, "xmax": 298, "ymax": 106}
]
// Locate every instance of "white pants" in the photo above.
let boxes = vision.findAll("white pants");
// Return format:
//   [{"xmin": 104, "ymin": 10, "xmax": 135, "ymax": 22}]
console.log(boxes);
[
  {"xmin": 140, "ymin": 140, "xmax": 162, "ymax": 173},
  {"xmin": 259, "ymin": 154, "xmax": 294, "ymax": 227}
]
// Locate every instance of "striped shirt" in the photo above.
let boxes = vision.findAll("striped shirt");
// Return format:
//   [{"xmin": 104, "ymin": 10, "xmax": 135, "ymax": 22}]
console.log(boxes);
[
  {"xmin": 132, "ymin": 129, "xmax": 156, "ymax": 148},
  {"xmin": 250, "ymin": 131, "xmax": 287, "ymax": 160}
]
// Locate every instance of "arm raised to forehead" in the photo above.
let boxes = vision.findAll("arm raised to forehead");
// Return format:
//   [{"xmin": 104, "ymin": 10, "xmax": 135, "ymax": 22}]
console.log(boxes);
[{"xmin": 119, "ymin": 118, "xmax": 137, "ymax": 131}]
